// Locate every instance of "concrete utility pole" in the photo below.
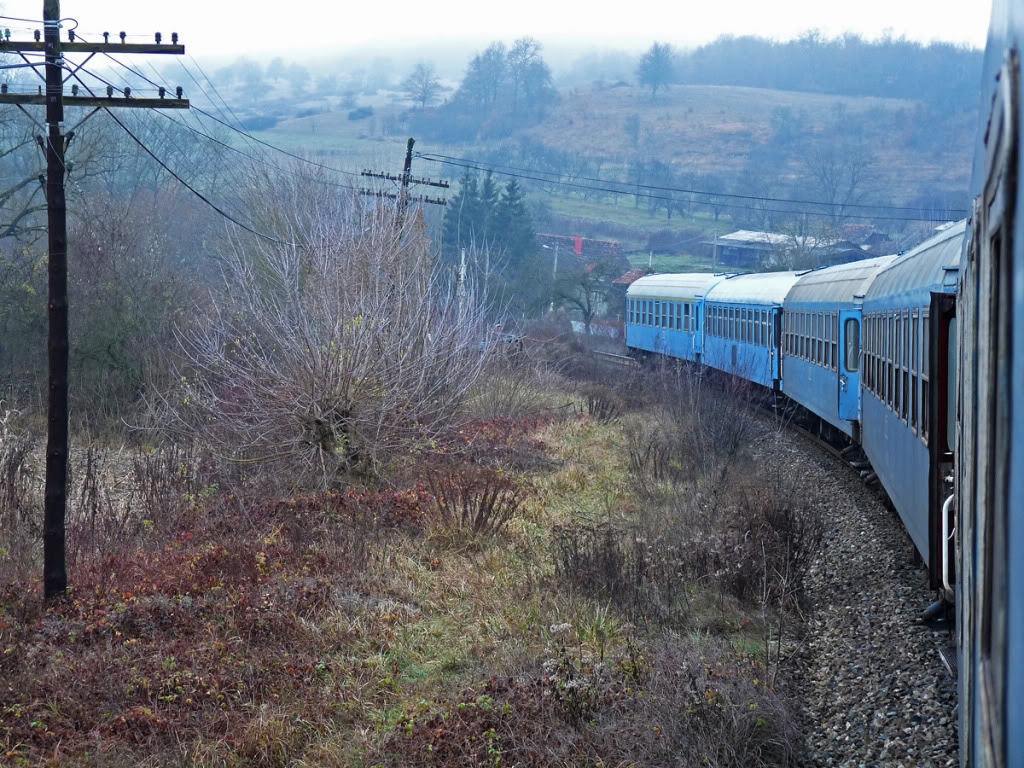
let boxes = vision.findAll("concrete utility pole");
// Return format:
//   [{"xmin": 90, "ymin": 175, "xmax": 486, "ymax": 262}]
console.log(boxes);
[{"xmin": 0, "ymin": 0, "xmax": 189, "ymax": 599}]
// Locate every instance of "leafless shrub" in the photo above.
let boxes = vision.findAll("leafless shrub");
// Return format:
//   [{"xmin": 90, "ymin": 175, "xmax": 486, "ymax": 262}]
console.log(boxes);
[
  {"xmin": 152, "ymin": 188, "xmax": 497, "ymax": 489},
  {"xmin": 426, "ymin": 464, "xmax": 528, "ymax": 536},
  {"xmin": 0, "ymin": 407, "xmax": 39, "ymax": 579},
  {"xmin": 624, "ymin": 419, "xmax": 685, "ymax": 490},
  {"xmin": 583, "ymin": 386, "xmax": 621, "ymax": 423},
  {"xmin": 470, "ymin": 349, "xmax": 564, "ymax": 422}
]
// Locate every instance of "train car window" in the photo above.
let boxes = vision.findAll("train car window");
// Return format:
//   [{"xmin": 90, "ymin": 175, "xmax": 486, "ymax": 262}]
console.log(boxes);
[
  {"xmin": 903, "ymin": 309, "xmax": 910, "ymax": 423},
  {"xmin": 629, "ymin": 300, "xmax": 634, "ymax": 325},
  {"xmin": 911, "ymin": 310, "xmax": 919, "ymax": 432},
  {"xmin": 894, "ymin": 313, "xmax": 901, "ymax": 414},
  {"xmin": 716, "ymin": 306, "xmax": 721, "ymax": 337},
  {"xmin": 685, "ymin": 303, "xmax": 691, "ymax": 333},
  {"xmin": 747, "ymin": 310, "xmax": 753, "ymax": 344},
  {"xmin": 743, "ymin": 308, "xmax": 749, "ymax": 343},
  {"xmin": 817, "ymin": 313, "xmax": 823, "ymax": 366},
  {"xmin": 922, "ymin": 311, "xmax": 930, "ymax": 443},
  {"xmin": 844, "ymin": 318, "xmax": 860, "ymax": 372}
]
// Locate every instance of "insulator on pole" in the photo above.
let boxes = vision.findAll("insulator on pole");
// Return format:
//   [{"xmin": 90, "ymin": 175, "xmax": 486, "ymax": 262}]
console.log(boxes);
[
  {"xmin": 68, "ymin": 30, "xmax": 74, "ymax": 42},
  {"xmin": 71, "ymin": 84, "xmax": 78, "ymax": 96},
  {"xmin": 106, "ymin": 85, "xmax": 114, "ymax": 97},
  {"xmin": 159, "ymin": 86, "xmax": 166, "ymax": 98},
  {"xmin": 155, "ymin": 32, "xmax": 162, "ymax": 44},
  {"xmin": 103, "ymin": 31, "xmax": 109, "ymax": 43},
  {"xmin": 123, "ymin": 87, "xmax": 131, "ymax": 98},
  {"xmin": 176, "ymin": 86, "xmax": 183, "ymax": 99},
  {"xmin": 119, "ymin": 31, "xmax": 126, "ymax": 43},
  {"xmin": 33, "ymin": 29, "xmax": 40, "ymax": 41},
  {"xmin": 0, "ymin": 83, "xmax": 6, "ymax": 94},
  {"xmin": 171, "ymin": 32, "xmax": 178, "ymax": 44}
]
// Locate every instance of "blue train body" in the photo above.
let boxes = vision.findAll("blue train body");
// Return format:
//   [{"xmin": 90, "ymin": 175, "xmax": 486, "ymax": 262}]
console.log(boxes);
[
  {"xmin": 779, "ymin": 255, "xmax": 895, "ymax": 438},
  {"xmin": 702, "ymin": 271, "xmax": 804, "ymax": 388},
  {"xmin": 625, "ymin": 273, "xmax": 725, "ymax": 362},
  {"xmin": 861, "ymin": 222, "xmax": 964, "ymax": 569}
]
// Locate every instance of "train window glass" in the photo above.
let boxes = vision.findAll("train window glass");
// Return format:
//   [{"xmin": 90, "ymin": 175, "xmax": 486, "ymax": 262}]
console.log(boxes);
[
  {"xmin": 630, "ymin": 300, "xmax": 635, "ymax": 325},
  {"xmin": 803, "ymin": 312, "xmax": 808, "ymax": 359},
  {"xmin": 911, "ymin": 310, "xmax": 919, "ymax": 432},
  {"xmin": 685, "ymin": 303, "xmax": 692, "ymax": 332},
  {"xmin": 921, "ymin": 312, "xmax": 930, "ymax": 443},
  {"xmin": 646, "ymin": 300, "xmax": 651, "ymax": 326},
  {"xmin": 742, "ymin": 308, "xmax": 748, "ymax": 343},
  {"xmin": 894, "ymin": 313, "xmax": 901, "ymax": 414},
  {"xmin": 798, "ymin": 313, "xmax": 804, "ymax": 358},
  {"xmin": 819, "ymin": 315, "xmax": 827, "ymax": 370},
  {"xmin": 903, "ymin": 310, "xmax": 910, "ymax": 422},
  {"xmin": 844, "ymin": 318, "xmax": 860, "ymax": 372},
  {"xmin": 816, "ymin": 313, "xmax": 822, "ymax": 366},
  {"xmin": 747, "ymin": 310, "xmax": 753, "ymax": 343}
]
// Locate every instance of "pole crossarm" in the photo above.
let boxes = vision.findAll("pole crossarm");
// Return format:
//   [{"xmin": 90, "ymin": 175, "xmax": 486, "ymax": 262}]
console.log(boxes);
[
  {"xmin": 0, "ymin": 42, "xmax": 185, "ymax": 54},
  {"xmin": 359, "ymin": 188, "xmax": 447, "ymax": 206},
  {"xmin": 360, "ymin": 170, "xmax": 450, "ymax": 189},
  {"xmin": 0, "ymin": 93, "xmax": 189, "ymax": 108}
]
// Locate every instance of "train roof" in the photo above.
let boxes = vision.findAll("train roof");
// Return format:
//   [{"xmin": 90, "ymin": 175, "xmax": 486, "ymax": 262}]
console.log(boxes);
[
  {"xmin": 626, "ymin": 272, "xmax": 727, "ymax": 300},
  {"xmin": 783, "ymin": 254, "xmax": 897, "ymax": 309},
  {"xmin": 704, "ymin": 270, "xmax": 806, "ymax": 306},
  {"xmin": 864, "ymin": 220, "xmax": 966, "ymax": 309}
]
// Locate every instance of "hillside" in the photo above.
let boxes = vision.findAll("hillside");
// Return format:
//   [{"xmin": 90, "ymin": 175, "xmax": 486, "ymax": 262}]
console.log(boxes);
[{"xmin": 250, "ymin": 81, "xmax": 974, "ymax": 262}]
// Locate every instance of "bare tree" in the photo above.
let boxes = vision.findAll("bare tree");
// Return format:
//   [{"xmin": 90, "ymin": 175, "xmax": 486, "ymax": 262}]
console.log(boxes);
[
  {"xmin": 155, "ymin": 176, "xmax": 496, "ymax": 487},
  {"xmin": 801, "ymin": 140, "xmax": 877, "ymax": 227},
  {"xmin": 400, "ymin": 62, "xmax": 446, "ymax": 110},
  {"xmin": 507, "ymin": 37, "xmax": 542, "ymax": 112}
]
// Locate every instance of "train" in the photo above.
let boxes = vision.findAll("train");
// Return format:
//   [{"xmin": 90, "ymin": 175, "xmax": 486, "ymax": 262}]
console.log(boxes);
[{"xmin": 623, "ymin": 3, "xmax": 1023, "ymax": 763}]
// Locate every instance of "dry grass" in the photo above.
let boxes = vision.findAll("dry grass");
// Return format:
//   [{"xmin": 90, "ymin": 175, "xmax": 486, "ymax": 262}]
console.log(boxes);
[{"xmin": 1, "ymin": 358, "xmax": 816, "ymax": 766}]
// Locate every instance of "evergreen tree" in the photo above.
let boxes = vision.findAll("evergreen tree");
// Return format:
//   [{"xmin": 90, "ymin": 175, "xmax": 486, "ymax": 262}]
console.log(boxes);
[
  {"xmin": 493, "ymin": 178, "xmax": 535, "ymax": 271},
  {"xmin": 442, "ymin": 171, "xmax": 483, "ymax": 259},
  {"xmin": 478, "ymin": 171, "xmax": 500, "ymax": 240}
]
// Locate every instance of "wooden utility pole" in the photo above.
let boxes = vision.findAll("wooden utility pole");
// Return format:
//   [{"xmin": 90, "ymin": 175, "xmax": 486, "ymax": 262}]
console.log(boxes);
[
  {"xmin": 42, "ymin": 0, "xmax": 68, "ymax": 602},
  {"xmin": 360, "ymin": 137, "xmax": 448, "ymax": 222},
  {"xmin": 0, "ymin": 1, "xmax": 189, "ymax": 599}
]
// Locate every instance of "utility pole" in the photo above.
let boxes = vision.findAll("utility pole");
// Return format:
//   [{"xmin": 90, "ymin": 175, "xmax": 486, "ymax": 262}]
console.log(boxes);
[
  {"xmin": 0, "ymin": 1, "xmax": 189, "ymax": 600},
  {"xmin": 361, "ymin": 137, "xmax": 448, "ymax": 224},
  {"xmin": 713, "ymin": 226, "xmax": 718, "ymax": 272},
  {"xmin": 42, "ymin": 0, "xmax": 68, "ymax": 603}
]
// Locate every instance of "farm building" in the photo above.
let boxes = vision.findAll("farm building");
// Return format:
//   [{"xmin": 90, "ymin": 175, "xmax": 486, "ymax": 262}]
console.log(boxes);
[{"xmin": 703, "ymin": 230, "xmax": 874, "ymax": 269}]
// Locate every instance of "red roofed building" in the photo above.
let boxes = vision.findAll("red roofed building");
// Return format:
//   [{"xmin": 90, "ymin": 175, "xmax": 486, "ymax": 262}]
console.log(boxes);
[{"xmin": 535, "ymin": 233, "xmax": 630, "ymax": 274}]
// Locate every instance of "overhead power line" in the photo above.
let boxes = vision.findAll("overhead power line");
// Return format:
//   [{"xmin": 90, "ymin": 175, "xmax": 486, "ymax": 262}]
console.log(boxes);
[
  {"xmin": 415, "ymin": 155, "xmax": 962, "ymax": 223},
  {"xmin": 418, "ymin": 150, "xmax": 967, "ymax": 215},
  {"xmin": 102, "ymin": 107, "xmax": 301, "ymax": 247}
]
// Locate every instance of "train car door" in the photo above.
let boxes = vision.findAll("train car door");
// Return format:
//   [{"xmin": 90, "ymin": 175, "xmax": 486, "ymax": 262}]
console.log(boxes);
[{"xmin": 838, "ymin": 310, "xmax": 861, "ymax": 421}]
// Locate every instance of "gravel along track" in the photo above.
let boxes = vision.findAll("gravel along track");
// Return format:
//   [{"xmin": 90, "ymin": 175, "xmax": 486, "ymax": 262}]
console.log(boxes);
[{"xmin": 772, "ymin": 431, "xmax": 958, "ymax": 768}]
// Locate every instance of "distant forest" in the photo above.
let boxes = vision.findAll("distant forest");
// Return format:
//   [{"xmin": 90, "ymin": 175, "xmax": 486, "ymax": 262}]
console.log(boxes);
[{"xmin": 672, "ymin": 32, "xmax": 981, "ymax": 108}]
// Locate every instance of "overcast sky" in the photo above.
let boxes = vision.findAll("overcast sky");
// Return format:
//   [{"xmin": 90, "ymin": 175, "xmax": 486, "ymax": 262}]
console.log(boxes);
[{"xmin": 0, "ymin": 0, "xmax": 993, "ymax": 61}]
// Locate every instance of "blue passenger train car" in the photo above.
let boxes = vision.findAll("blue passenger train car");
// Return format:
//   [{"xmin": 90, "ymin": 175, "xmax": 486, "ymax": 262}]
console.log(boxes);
[
  {"xmin": 702, "ymin": 271, "xmax": 805, "ymax": 388},
  {"xmin": 957, "ymin": 2, "xmax": 1024, "ymax": 762},
  {"xmin": 861, "ymin": 222, "xmax": 964, "ymax": 579},
  {"xmin": 624, "ymin": 274, "xmax": 726, "ymax": 362},
  {"xmin": 780, "ymin": 255, "xmax": 895, "ymax": 438}
]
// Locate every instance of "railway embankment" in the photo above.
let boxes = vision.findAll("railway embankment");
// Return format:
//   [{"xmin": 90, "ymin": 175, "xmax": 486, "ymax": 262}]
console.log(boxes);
[{"xmin": 781, "ymin": 431, "xmax": 958, "ymax": 767}]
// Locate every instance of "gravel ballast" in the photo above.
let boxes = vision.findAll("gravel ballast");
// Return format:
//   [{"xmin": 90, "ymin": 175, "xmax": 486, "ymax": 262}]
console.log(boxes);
[{"xmin": 765, "ymin": 430, "xmax": 958, "ymax": 768}]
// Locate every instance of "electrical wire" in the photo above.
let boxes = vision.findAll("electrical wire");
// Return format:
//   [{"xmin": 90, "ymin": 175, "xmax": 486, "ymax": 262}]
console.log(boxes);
[
  {"xmin": 101, "ymin": 52, "xmax": 364, "ymax": 179},
  {"xmin": 416, "ymin": 151, "xmax": 968, "ymax": 216},
  {"xmin": 416, "ymin": 155, "xmax": 961, "ymax": 223},
  {"xmin": 101, "ymin": 107, "xmax": 301, "ymax": 246},
  {"xmin": 0, "ymin": 14, "xmax": 78, "ymax": 30}
]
